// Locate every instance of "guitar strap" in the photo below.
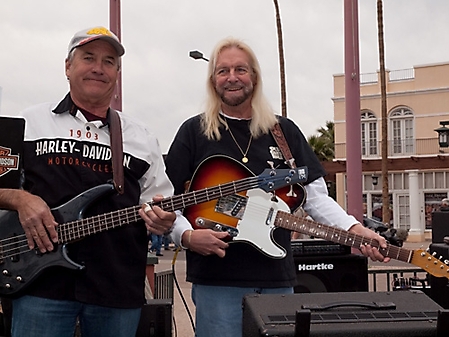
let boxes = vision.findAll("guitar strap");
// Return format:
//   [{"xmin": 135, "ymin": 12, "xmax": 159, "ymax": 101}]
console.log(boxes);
[
  {"xmin": 270, "ymin": 122, "xmax": 296, "ymax": 169},
  {"xmin": 108, "ymin": 108, "xmax": 125, "ymax": 194},
  {"xmin": 270, "ymin": 122, "xmax": 307, "ymax": 217}
]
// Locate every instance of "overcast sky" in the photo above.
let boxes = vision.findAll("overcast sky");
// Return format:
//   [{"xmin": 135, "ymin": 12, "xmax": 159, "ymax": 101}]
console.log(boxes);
[{"xmin": 1, "ymin": 1, "xmax": 448, "ymax": 153}]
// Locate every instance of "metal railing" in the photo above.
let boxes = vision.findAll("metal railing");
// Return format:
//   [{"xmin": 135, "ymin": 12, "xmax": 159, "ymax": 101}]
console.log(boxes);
[
  {"xmin": 154, "ymin": 269, "xmax": 174, "ymax": 301},
  {"xmin": 360, "ymin": 68, "xmax": 414, "ymax": 85},
  {"xmin": 335, "ymin": 137, "xmax": 440, "ymax": 159},
  {"xmin": 368, "ymin": 266, "xmax": 429, "ymax": 293}
]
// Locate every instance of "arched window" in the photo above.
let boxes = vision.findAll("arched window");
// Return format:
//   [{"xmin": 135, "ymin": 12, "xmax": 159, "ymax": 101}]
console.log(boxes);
[
  {"xmin": 390, "ymin": 107, "xmax": 414, "ymax": 155},
  {"xmin": 361, "ymin": 110, "xmax": 378, "ymax": 156}
]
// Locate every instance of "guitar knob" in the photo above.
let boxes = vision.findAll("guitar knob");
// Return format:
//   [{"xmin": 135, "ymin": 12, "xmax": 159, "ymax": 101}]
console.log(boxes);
[
  {"xmin": 16, "ymin": 276, "xmax": 23, "ymax": 282},
  {"xmin": 2, "ymin": 270, "xmax": 10, "ymax": 276},
  {"xmin": 5, "ymin": 283, "xmax": 11, "ymax": 289}
]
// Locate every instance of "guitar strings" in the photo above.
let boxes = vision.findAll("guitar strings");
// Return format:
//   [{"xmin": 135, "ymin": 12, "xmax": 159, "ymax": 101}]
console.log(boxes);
[
  {"xmin": 244, "ymin": 200, "xmax": 412, "ymax": 261},
  {"xmin": 0, "ymin": 174, "xmax": 294, "ymax": 260}
]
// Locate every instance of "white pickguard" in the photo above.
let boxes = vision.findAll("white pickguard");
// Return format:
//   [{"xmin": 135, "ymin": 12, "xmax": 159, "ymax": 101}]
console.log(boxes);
[{"xmin": 231, "ymin": 189, "xmax": 290, "ymax": 258}]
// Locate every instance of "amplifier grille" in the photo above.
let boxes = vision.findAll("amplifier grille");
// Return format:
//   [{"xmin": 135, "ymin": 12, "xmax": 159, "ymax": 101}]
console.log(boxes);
[
  {"xmin": 262, "ymin": 310, "xmax": 439, "ymax": 325},
  {"xmin": 291, "ymin": 239, "xmax": 350, "ymax": 257}
]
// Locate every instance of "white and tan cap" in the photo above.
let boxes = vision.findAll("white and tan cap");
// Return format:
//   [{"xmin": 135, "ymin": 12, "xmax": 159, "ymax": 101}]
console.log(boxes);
[{"xmin": 68, "ymin": 26, "xmax": 125, "ymax": 56}]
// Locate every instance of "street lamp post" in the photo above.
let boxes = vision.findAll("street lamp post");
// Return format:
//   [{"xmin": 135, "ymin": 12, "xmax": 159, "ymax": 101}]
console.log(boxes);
[{"xmin": 189, "ymin": 50, "xmax": 209, "ymax": 62}]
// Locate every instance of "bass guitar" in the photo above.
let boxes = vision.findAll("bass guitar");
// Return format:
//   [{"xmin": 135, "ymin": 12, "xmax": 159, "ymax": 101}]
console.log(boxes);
[
  {"xmin": 0, "ymin": 155, "xmax": 307, "ymax": 296},
  {"xmin": 189, "ymin": 185, "xmax": 449, "ymax": 280}
]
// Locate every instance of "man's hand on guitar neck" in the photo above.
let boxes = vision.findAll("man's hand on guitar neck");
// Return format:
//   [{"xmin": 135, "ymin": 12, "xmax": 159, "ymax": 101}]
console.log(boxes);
[
  {"xmin": 182, "ymin": 229, "xmax": 229, "ymax": 258},
  {"xmin": 139, "ymin": 195, "xmax": 177, "ymax": 235},
  {"xmin": 0, "ymin": 189, "xmax": 59, "ymax": 253},
  {"xmin": 349, "ymin": 223, "xmax": 391, "ymax": 263}
]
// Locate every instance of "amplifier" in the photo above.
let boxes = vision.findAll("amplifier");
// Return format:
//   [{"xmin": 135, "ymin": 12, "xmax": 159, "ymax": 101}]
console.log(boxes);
[
  {"xmin": 431, "ymin": 211, "xmax": 449, "ymax": 243},
  {"xmin": 242, "ymin": 290, "xmax": 448, "ymax": 337},
  {"xmin": 291, "ymin": 239, "xmax": 350, "ymax": 257},
  {"xmin": 294, "ymin": 253, "xmax": 368, "ymax": 293},
  {"xmin": 136, "ymin": 299, "xmax": 172, "ymax": 337},
  {"xmin": 429, "ymin": 243, "xmax": 449, "ymax": 309}
]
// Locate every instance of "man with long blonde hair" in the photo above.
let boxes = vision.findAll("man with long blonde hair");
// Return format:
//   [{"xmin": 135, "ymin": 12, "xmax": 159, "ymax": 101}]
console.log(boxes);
[{"xmin": 166, "ymin": 37, "xmax": 389, "ymax": 337}]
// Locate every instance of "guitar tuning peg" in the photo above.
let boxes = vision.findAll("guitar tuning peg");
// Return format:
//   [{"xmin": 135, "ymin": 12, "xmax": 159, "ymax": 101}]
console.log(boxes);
[
  {"xmin": 432, "ymin": 252, "xmax": 437, "ymax": 256},
  {"xmin": 444, "ymin": 259, "xmax": 449, "ymax": 265}
]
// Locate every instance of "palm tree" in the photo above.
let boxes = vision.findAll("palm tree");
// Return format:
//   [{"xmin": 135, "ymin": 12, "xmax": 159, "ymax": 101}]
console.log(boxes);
[
  {"xmin": 308, "ymin": 121, "xmax": 335, "ymax": 161},
  {"xmin": 273, "ymin": 0, "xmax": 287, "ymax": 117},
  {"xmin": 377, "ymin": 0, "xmax": 390, "ymax": 226}
]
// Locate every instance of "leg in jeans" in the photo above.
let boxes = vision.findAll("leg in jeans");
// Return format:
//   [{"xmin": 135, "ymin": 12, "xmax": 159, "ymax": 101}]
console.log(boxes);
[
  {"xmin": 79, "ymin": 304, "xmax": 141, "ymax": 337},
  {"xmin": 12, "ymin": 296, "xmax": 80, "ymax": 337},
  {"xmin": 12, "ymin": 295, "xmax": 141, "ymax": 337},
  {"xmin": 192, "ymin": 284, "xmax": 293, "ymax": 337}
]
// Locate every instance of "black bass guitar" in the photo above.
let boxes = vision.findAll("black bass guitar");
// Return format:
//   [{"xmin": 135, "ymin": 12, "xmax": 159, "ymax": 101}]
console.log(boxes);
[{"xmin": 0, "ymin": 155, "xmax": 307, "ymax": 296}]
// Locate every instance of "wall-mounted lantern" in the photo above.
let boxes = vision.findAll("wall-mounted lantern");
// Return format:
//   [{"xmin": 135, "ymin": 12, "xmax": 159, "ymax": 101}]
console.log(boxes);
[
  {"xmin": 435, "ymin": 121, "xmax": 449, "ymax": 148},
  {"xmin": 371, "ymin": 174, "xmax": 379, "ymax": 186}
]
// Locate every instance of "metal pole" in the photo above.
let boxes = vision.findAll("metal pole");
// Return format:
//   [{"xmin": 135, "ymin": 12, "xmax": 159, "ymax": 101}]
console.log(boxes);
[
  {"xmin": 109, "ymin": 0, "xmax": 122, "ymax": 111},
  {"xmin": 344, "ymin": 0, "xmax": 363, "ymax": 222}
]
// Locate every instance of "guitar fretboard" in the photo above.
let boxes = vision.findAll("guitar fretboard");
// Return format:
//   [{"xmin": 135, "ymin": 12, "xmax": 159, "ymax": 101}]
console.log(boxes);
[
  {"xmin": 274, "ymin": 210, "xmax": 414, "ymax": 263},
  {"xmin": 57, "ymin": 175, "xmax": 265, "ymax": 243}
]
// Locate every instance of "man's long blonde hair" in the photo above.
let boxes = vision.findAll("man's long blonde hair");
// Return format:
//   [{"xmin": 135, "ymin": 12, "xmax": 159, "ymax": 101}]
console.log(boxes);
[{"xmin": 201, "ymin": 37, "xmax": 278, "ymax": 140}]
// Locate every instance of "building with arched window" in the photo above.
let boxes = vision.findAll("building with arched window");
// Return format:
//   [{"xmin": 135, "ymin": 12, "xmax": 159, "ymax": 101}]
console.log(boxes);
[{"xmin": 332, "ymin": 62, "xmax": 449, "ymax": 241}]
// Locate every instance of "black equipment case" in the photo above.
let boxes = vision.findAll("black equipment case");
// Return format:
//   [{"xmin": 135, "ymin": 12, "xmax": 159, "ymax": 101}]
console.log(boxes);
[{"xmin": 242, "ymin": 290, "xmax": 449, "ymax": 337}]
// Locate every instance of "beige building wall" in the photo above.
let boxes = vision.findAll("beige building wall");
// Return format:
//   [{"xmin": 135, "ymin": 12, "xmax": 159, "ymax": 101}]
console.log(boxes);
[{"xmin": 332, "ymin": 62, "xmax": 449, "ymax": 241}]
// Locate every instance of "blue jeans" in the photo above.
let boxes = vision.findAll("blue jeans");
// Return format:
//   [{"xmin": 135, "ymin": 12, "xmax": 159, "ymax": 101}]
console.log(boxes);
[
  {"xmin": 12, "ymin": 295, "xmax": 141, "ymax": 337},
  {"xmin": 150, "ymin": 234, "xmax": 162, "ymax": 254},
  {"xmin": 192, "ymin": 284, "xmax": 293, "ymax": 337}
]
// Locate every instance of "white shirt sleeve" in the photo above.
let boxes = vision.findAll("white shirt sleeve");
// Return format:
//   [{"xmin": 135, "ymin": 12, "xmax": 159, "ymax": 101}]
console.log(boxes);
[
  {"xmin": 302, "ymin": 177, "xmax": 359, "ymax": 231},
  {"xmin": 170, "ymin": 210, "xmax": 193, "ymax": 248}
]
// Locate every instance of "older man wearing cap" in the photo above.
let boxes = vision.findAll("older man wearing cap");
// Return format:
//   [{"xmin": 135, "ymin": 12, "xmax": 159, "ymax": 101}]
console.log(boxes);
[{"xmin": 0, "ymin": 26, "xmax": 187, "ymax": 337}]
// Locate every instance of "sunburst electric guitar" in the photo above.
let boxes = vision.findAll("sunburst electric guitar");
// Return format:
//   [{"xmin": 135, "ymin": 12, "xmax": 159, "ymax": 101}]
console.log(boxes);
[
  {"xmin": 0, "ymin": 155, "xmax": 307, "ymax": 297},
  {"xmin": 185, "ymin": 160, "xmax": 449, "ymax": 280}
]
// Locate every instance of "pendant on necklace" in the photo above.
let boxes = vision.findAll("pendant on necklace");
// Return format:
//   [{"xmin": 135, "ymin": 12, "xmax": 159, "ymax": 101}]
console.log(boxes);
[{"xmin": 242, "ymin": 157, "xmax": 248, "ymax": 163}]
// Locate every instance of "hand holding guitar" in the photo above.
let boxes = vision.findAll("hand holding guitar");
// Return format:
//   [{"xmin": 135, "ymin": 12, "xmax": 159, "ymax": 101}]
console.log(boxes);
[
  {"xmin": 139, "ymin": 195, "xmax": 176, "ymax": 235},
  {"xmin": 0, "ymin": 189, "xmax": 58, "ymax": 253},
  {"xmin": 349, "ymin": 223, "xmax": 391, "ymax": 263},
  {"xmin": 182, "ymin": 229, "xmax": 229, "ymax": 258}
]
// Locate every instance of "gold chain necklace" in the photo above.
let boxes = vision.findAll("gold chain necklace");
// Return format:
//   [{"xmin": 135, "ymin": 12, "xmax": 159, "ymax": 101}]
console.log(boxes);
[{"xmin": 227, "ymin": 126, "xmax": 253, "ymax": 163}]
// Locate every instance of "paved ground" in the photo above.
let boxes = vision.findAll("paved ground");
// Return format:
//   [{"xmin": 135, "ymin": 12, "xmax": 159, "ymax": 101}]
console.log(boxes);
[{"xmin": 152, "ymin": 238, "xmax": 436, "ymax": 337}]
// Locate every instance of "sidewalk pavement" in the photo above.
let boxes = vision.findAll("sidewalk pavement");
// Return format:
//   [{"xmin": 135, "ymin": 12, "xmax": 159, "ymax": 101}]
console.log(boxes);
[{"xmin": 152, "ymin": 238, "xmax": 435, "ymax": 337}]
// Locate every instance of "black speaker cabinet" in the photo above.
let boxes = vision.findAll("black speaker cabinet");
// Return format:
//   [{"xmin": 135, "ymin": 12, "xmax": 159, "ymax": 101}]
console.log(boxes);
[
  {"xmin": 429, "ymin": 243, "xmax": 449, "ymax": 309},
  {"xmin": 432, "ymin": 211, "xmax": 449, "ymax": 243},
  {"xmin": 136, "ymin": 299, "xmax": 172, "ymax": 337},
  {"xmin": 294, "ymin": 253, "xmax": 368, "ymax": 293},
  {"xmin": 242, "ymin": 290, "xmax": 446, "ymax": 337}
]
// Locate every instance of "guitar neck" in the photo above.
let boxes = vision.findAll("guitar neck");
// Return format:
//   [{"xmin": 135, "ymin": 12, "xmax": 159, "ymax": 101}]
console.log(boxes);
[
  {"xmin": 275, "ymin": 210, "xmax": 414, "ymax": 263},
  {"xmin": 57, "ymin": 176, "xmax": 261, "ymax": 243}
]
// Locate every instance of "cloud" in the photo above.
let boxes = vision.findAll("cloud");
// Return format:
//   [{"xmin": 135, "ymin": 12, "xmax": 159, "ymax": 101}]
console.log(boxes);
[{"xmin": 1, "ymin": 0, "xmax": 448, "ymax": 152}]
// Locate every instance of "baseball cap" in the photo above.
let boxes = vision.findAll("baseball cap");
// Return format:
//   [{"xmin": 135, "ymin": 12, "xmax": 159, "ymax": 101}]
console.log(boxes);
[{"xmin": 68, "ymin": 26, "xmax": 125, "ymax": 56}]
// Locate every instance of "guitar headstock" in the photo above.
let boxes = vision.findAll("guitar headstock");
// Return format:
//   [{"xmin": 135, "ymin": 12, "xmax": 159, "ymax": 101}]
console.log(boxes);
[
  {"xmin": 411, "ymin": 249, "xmax": 449, "ymax": 279},
  {"xmin": 258, "ymin": 166, "xmax": 308, "ymax": 192}
]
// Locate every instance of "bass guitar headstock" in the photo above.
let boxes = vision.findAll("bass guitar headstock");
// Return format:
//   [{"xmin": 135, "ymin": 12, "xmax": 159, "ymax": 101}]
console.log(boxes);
[{"xmin": 257, "ymin": 165, "xmax": 308, "ymax": 192}]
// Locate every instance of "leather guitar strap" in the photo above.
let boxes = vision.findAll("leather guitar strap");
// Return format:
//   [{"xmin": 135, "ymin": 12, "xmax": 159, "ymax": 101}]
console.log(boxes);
[
  {"xmin": 270, "ymin": 122, "xmax": 296, "ymax": 169},
  {"xmin": 271, "ymin": 122, "xmax": 308, "ymax": 216},
  {"xmin": 108, "ymin": 108, "xmax": 125, "ymax": 194}
]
